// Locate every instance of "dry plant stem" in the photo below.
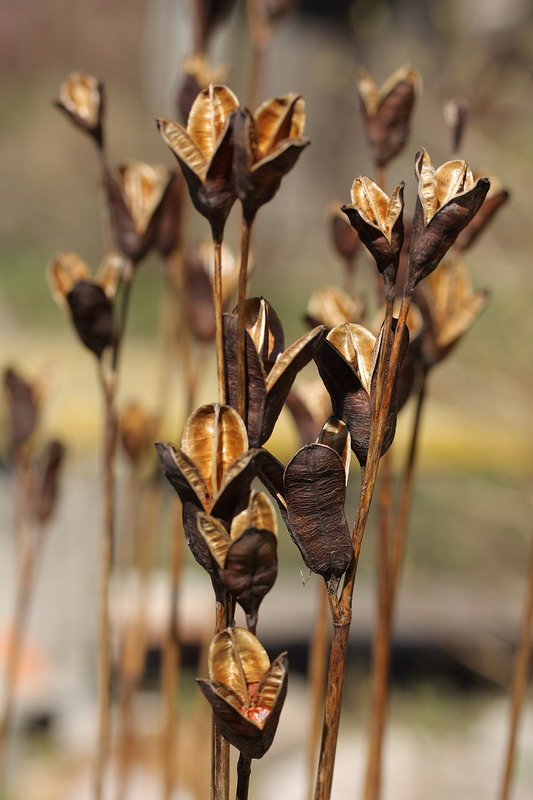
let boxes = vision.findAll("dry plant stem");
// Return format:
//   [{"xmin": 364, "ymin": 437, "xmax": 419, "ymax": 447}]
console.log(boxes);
[
  {"xmin": 363, "ymin": 369, "xmax": 427, "ymax": 800},
  {"xmin": 236, "ymin": 217, "xmax": 253, "ymax": 418},
  {"xmin": 498, "ymin": 531, "xmax": 533, "ymax": 800},
  {"xmin": 307, "ymin": 581, "xmax": 330, "ymax": 800},
  {"xmin": 236, "ymin": 753, "xmax": 252, "ymax": 800},
  {"xmin": 363, "ymin": 454, "xmax": 393, "ymax": 800},
  {"xmin": 162, "ymin": 497, "xmax": 185, "ymax": 800},
  {"xmin": 211, "ymin": 592, "xmax": 233, "ymax": 800},
  {"xmin": 213, "ymin": 241, "xmax": 227, "ymax": 405},
  {"xmin": 314, "ymin": 296, "xmax": 409, "ymax": 800}
]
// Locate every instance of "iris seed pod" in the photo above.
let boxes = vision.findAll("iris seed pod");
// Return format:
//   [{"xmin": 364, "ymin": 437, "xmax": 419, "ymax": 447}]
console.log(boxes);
[
  {"xmin": 406, "ymin": 149, "xmax": 490, "ymax": 294},
  {"xmin": 454, "ymin": 176, "xmax": 509, "ymax": 252},
  {"xmin": 157, "ymin": 85, "xmax": 239, "ymax": 243},
  {"xmin": 55, "ymin": 71, "xmax": 104, "ymax": 149},
  {"xmin": 306, "ymin": 286, "xmax": 364, "ymax": 330},
  {"xmin": 197, "ymin": 627, "xmax": 288, "ymax": 759},
  {"xmin": 31, "ymin": 440, "xmax": 66, "ymax": 524},
  {"xmin": 232, "ymin": 94, "xmax": 310, "ymax": 224},
  {"xmin": 223, "ymin": 298, "xmax": 326, "ymax": 446},
  {"xmin": 3, "ymin": 368, "xmax": 41, "ymax": 456},
  {"xmin": 357, "ymin": 65, "xmax": 420, "ymax": 168}
]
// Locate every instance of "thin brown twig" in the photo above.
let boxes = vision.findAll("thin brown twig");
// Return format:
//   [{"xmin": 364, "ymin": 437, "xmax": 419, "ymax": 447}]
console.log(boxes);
[
  {"xmin": 498, "ymin": 531, "xmax": 533, "ymax": 800},
  {"xmin": 213, "ymin": 241, "xmax": 227, "ymax": 405},
  {"xmin": 236, "ymin": 217, "xmax": 252, "ymax": 419},
  {"xmin": 307, "ymin": 581, "xmax": 330, "ymax": 800},
  {"xmin": 245, "ymin": 0, "xmax": 271, "ymax": 110},
  {"xmin": 236, "ymin": 753, "xmax": 252, "ymax": 800}
]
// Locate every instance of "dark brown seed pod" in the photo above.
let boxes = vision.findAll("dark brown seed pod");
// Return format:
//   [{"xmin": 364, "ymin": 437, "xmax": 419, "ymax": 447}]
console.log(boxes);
[
  {"xmin": 454, "ymin": 184, "xmax": 509, "ymax": 252},
  {"xmin": 224, "ymin": 298, "xmax": 326, "ymax": 446},
  {"xmin": 197, "ymin": 627, "xmax": 288, "ymax": 759},
  {"xmin": 157, "ymin": 85, "xmax": 239, "ymax": 243},
  {"xmin": 55, "ymin": 72, "xmax": 105, "ymax": 149},
  {"xmin": 183, "ymin": 241, "xmax": 239, "ymax": 343},
  {"xmin": 357, "ymin": 65, "xmax": 420, "ymax": 168},
  {"xmin": 283, "ymin": 420, "xmax": 352, "ymax": 578},
  {"xmin": 285, "ymin": 380, "xmax": 332, "ymax": 447},
  {"xmin": 66, "ymin": 281, "xmax": 114, "ymax": 358},
  {"xmin": 406, "ymin": 150, "xmax": 490, "ymax": 294},
  {"xmin": 31, "ymin": 440, "xmax": 66, "ymax": 524},
  {"xmin": 232, "ymin": 95, "xmax": 310, "ymax": 224},
  {"xmin": 3, "ymin": 368, "xmax": 40, "ymax": 455}
]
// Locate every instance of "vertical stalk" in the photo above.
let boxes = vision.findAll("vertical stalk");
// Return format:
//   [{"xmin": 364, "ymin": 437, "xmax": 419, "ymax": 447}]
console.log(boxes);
[
  {"xmin": 236, "ymin": 218, "xmax": 252, "ymax": 419},
  {"xmin": 213, "ymin": 241, "xmax": 227, "ymax": 405},
  {"xmin": 236, "ymin": 753, "xmax": 252, "ymax": 800},
  {"xmin": 245, "ymin": 0, "xmax": 270, "ymax": 110},
  {"xmin": 307, "ymin": 581, "xmax": 329, "ymax": 800},
  {"xmin": 211, "ymin": 592, "xmax": 233, "ymax": 800},
  {"xmin": 498, "ymin": 531, "xmax": 533, "ymax": 800}
]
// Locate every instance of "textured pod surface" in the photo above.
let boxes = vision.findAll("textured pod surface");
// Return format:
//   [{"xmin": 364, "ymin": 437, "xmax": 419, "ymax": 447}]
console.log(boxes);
[
  {"xmin": 223, "ymin": 528, "xmax": 278, "ymax": 628},
  {"xmin": 67, "ymin": 281, "xmax": 113, "ymax": 358},
  {"xmin": 284, "ymin": 443, "xmax": 352, "ymax": 577}
]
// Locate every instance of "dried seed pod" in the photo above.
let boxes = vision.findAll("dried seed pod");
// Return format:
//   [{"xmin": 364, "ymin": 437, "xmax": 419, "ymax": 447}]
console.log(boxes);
[
  {"xmin": 284, "ymin": 418, "xmax": 352, "ymax": 578},
  {"xmin": 406, "ymin": 149, "xmax": 490, "ymax": 294},
  {"xmin": 30, "ymin": 440, "xmax": 66, "ymax": 523},
  {"xmin": 156, "ymin": 404, "xmax": 266, "ymax": 577},
  {"xmin": 176, "ymin": 54, "xmax": 227, "ymax": 123},
  {"xmin": 4, "ymin": 368, "xmax": 40, "ymax": 455},
  {"xmin": 314, "ymin": 322, "xmax": 409, "ymax": 466},
  {"xmin": 55, "ymin": 72, "xmax": 104, "ymax": 149},
  {"xmin": 342, "ymin": 178, "xmax": 404, "ymax": 297},
  {"xmin": 197, "ymin": 627, "xmax": 288, "ymax": 759},
  {"xmin": 224, "ymin": 298, "xmax": 326, "ymax": 446},
  {"xmin": 357, "ymin": 65, "xmax": 420, "ymax": 168},
  {"xmin": 285, "ymin": 380, "xmax": 332, "ymax": 446},
  {"xmin": 415, "ymin": 257, "xmax": 489, "ymax": 367},
  {"xmin": 233, "ymin": 94, "xmax": 310, "ymax": 223},
  {"xmin": 454, "ymin": 177, "xmax": 509, "ymax": 252},
  {"xmin": 306, "ymin": 286, "xmax": 363, "ymax": 330},
  {"xmin": 183, "ymin": 241, "xmax": 239, "ymax": 342},
  {"xmin": 328, "ymin": 202, "xmax": 360, "ymax": 284},
  {"xmin": 103, "ymin": 161, "xmax": 177, "ymax": 264},
  {"xmin": 158, "ymin": 85, "xmax": 239, "ymax": 243},
  {"xmin": 120, "ymin": 402, "xmax": 158, "ymax": 467},
  {"xmin": 443, "ymin": 97, "xmax": 469, "ymax": 154}
]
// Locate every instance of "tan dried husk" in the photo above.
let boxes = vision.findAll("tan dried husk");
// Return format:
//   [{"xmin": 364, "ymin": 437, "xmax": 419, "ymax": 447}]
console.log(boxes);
[
  {"xmin": 349, "ymin": 177, "xmax": 404, "ymax": 243},
  {"xmin": 59, "ymin": 71, "xmax": 101, "ymax": 127},
  {"xmin": 48, "ymin": 252, "xmax": 90, "ymax": 305},
  {"xmin": 416, "ymin": 149, "xmax": 475, "ymax": 227},
  {"xmin": 357, "ymin": 65, "xmax": 420, "ymax": 116},
  {"xmin": 307, "ymin": 286, "xmax": 363, "ymax": 329},
  {"xmin": 116, "ymin": 162, "xmax": 172, "ymax": 234},
  {"xmin": 326, "ymin": 324, "xmax": 380, "ymax": 395},
  {"xmin": 209, "ymin": 628, "xmax": 271, "ymax": 697}
]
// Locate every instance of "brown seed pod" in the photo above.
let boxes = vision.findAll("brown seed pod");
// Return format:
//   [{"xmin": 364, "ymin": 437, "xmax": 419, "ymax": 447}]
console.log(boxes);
[
  {"xmin": 183, "ymin": 241, "xmax": 239, "ymax": 342},
  {"xmin": 454, "ymin": 180, "xmax": 509, "ymax": 252},
  {"xmin": 285, "ymin": 379, "xmax": 332, "ymax": 447},
  {"xmin": 306, "ymin": 286, "xmax": 364, "ymax": 330},
  {"xmin": 283, "ymin": 418, "xmax": 352, "ymax": 578},
  {"xmin": 357, "ymin": 65, "xmax": 420, "ymax": 168},
  {"xmin": 157, "ymin": 85, "xmax": 239, "ymax": 243},
  {"xmin": 224, "ymin": 298, "xmax": 326, "ymax": 446},
  {"xmin": 406, "ymin": 149, "xmax": 490, "ymax": 294},
  {"xmin": 120, "ymin": 402, "xmax": 158, "ymax": 467},
  {"xmin": 55, "ymin": 71, "xmax": 105, "ymax": 149},
  {"xmin": 3, "ymin": 368, "xmax": 40, "ymax": 456},
  {"xmin": 341, "ymin": 178, "xmax": 404, "ymax": 298},
  {"xmin": 197, "ymin": 627, "xmax": 288, "ymax": 759},
  {"xmin": 30, "ymin": 440, "xmax": 66, "ymax": 524},
  {"xmin": 232, "ymin": 94, "xmax": 310, "ymax": 224}
]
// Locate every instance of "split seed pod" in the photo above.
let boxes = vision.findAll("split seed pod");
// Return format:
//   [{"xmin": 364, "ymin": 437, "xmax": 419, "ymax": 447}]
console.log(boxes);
[
  {"xmin": 30, "ymin": 440, "xmax": 66, "ymax": 524},
  {"xmin": 233, "ymin": 93, "xmax": 310, "ymax": 223},
  {"xmin": 55, "ymin": 72, "xmax": 104, "ymax": 149},
  {"xmin": 103, "ymin": 161, "xmax": 178, "ymax": 264},
  {"xmin": 314, "ymin": 322, "xmax": 409, "ymax": 466},
  {"xmin": 306, "ymin": 286, "xmax": 364, "ymax": 330},
  {"xmin": 120, "ymin": 402, "xmax": 158, "ymax": 468},
  {"xmin": 357, "ymin": 65, "xmax": 420, "ymax": 168},
  {"xmin": 197, "ymin": 627, "xmax": 288, "ymax": 759},
  {"xmin": 224, "ymin": 298, "xmax": 326, "ymax": 446},
  {"xmin": 3, "ymin": 368, "xmax": 41, "ymax": 456},
  {"xmin": 176, "ymin": 54, "xmax": 227, "ymax": 123},
  {"xmin": 48, "ymin": 251, "xmax": 123, "ymax": 358},
  {"xmin": 455, "ymin": 176, "xmax": 509, "ymax": 252},
  {"xmin": 285, "ymin": 379, "xmax": 332, "ymax": 446},
  {"xmin": 183, "ymin": 241, "xmax": 239, "ymax": 342},
  {"xmin": 157, "ymin": 85, "xmax": 239, "ymax": 243},
  {"xmin": 283, "ymin": 417, "xmax": 353, "ymax": 579},
  {"xmin": 328, "ymin": 202, "xmax": 360, "ymax": 279},
  {"xmin": 155, "ymin": 404, "xmax": 266, "ymax": 578},
  {"xmin": 416, "ymin": 257, "xmax": 489, "ymax": 368},
  {"xmin": 406, "ymin": 149, "xmax": 490, "ymax": 294},
  {"xmin": 342, "ymin": 178, "xmax": 404, "ymax": 297},
  {"xmin": 197, "ymin": 490, "xmax": 278, "ymax": 631}
]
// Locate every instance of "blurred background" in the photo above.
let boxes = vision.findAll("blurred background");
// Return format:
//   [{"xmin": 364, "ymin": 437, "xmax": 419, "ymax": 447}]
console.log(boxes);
[{"xmin": 1, "ymin": 0, "xmax": 533, "ymax": 798}]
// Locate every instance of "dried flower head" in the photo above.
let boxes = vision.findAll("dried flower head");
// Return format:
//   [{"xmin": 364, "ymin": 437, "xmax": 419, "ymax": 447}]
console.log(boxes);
[
  {"xmin": 224, "ymin": 298, "xmax": 326, "ymax": 446},
  {"xmin": 314, "ymin": 322, "xmax": 408, "ymax": 466},
  {"xmin": 443, "ymin": 97, "xmax": 469, "ymax": 154},
  {"xmin": 197, "ymin": 627, "xmax": 288, "ymax": 759},
  {"xmin": 48, "ymin": 251, "xmax": 124, "ymax": 358},
  {"xmin": 156, "ymin": 404, "xmax": 266, "ymax": 578},
  {"xmin": 197, "ymin": 490, "xmax": 278, "ymax": 630},
  {"xmin": 342, "ymin": 177, "xmax": 404, "ymax": 296},
  {"xmin": 176, "ymin": 54, "xmax": 227, "ymax": 123},
  {"xmin": 157, "ymin": 85, "xmax": 239, "ymax": 242},
  {"xmin": 406, "ymin": 149, "xmax": 490, "ymax": 294},
  {"xmin": 416, "ymin": 257, "xmax": 489, "ymax": 367},
  {"xmin": 306, "ymin": 286, "xmax": 363, "ymax": 330},
  {"xmin": 233, "ymin": 94, "xmax": 310, "ymax": 223},
  {"xmin": 55, "ymin": 71, "xmax": 104, "ymax": 148},
  {"xmin": 103, "ymin": 161, "xmax": 177, "ymax": 264},
  {"xmin": 357, "ymin": 65, "xmax": 420, "ymax": 168}
]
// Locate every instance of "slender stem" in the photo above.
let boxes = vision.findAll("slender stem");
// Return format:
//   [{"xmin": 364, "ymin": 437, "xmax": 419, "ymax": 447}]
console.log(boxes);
[
  {"xmin": 498, "ymin": 531, "xmax": 533, "ymax": 800},
  {"xmin": 211, "ymin": 592, "xmax": 233, "ymax": 800},
  {"xmin": 236, "ymin": 218, "xmax": 252, "ymax": 419},
  {"xmin": 213, "ymin": 241, "xmax": 227, "ymax": 405},
  {"xmin": 313, "ymin": 621, "xmax": 351, "ymax": 800},
  {"xmin": 307, "ymin": 581, "xmax": 330, "ymax": 800},
  {"xmin": 245, "ymin": 0, "xmax": 270, "ymax": 109},
  {"xmin": 363, "ymin": 454, "xmax": 392, "ymax": 800},
  {"xmin": 162, "ymin": 496, "xmax": 184, "ymax": 800},
  {"xmin": 236, "ymin": 753, "xmax": 252, "ymax": 800},
  {"xmin": 94, "ymin": 375, "xmax": 117, "ymax": 800}
]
